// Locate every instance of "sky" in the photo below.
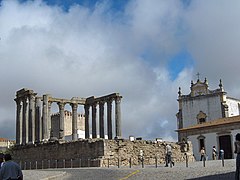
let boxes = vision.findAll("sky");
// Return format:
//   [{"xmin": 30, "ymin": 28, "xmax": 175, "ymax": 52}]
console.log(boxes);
[{"xmin": 0, "ymin": 0, "xmax": 240, "ymax": 141}]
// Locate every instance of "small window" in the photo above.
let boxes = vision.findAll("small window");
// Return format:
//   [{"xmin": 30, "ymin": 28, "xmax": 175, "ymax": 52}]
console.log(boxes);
[
  {"xmin": 199, "ymin": 139, "xmax": 204, "ymax": 148},
  {"xmin": 199, "ymin": 118, "xmax": 206, "ymax": 124},
  {"xmin": 197, "ymin": 111, "xmax": 207, "ymax": 124},
  {"xmin": 199, "ymin": 138, "xmax": 205, "ymax": 151},
  {"xmin": 197, "ymin": 135, "xmax": 206, "ymax": 151}
]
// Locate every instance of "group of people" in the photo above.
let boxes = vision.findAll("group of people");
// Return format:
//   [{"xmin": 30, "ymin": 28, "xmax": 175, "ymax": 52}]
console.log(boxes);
[
  {"xmin": 198, "ymin": 133, "xmax": 240, "ymax": 180},
  {"xmin": 0, "ymin": 153, "xmax": 23, "ymax": 180},
  {"xmin": 199, "ymin": 145, "xmax": 224, "ymax": 161}
]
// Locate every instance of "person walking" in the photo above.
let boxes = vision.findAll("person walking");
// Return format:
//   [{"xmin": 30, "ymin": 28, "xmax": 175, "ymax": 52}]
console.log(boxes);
[
  {"xmin": 0, "ymin": 153, "xmax": 23, "ymax": 180},
  {"xmin": 212, "ymin": 146, "xmax": 217, "ymax": 160},
  {"xmin": 234, "ymin": 133, "xmax": 240, "ymax": 180},
  {"xmin": 165, "ymin": 144, "xmax": 174, "ymax": 167},
  {"xmin": 200, "ymin": 147, "xmax": 206, "ymax": 161}
]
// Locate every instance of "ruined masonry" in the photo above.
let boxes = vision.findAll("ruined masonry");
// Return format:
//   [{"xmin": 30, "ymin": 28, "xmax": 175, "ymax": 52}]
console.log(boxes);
[
  {"xmin": 13, "ymin": 88, "xmax": 194, "ymax": 168},
  {"xmin": 14, "ymin": 88, "xmax": 122, "ymax": 144}
]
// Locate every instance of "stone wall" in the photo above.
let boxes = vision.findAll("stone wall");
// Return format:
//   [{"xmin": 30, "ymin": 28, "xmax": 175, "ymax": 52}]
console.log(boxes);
[
  {"xmin": 12, "ymin": 139, "xmax": 104, "ymax": 168},
  {"xmin": 11, "ymin": 139, "xmax": 194, "ymax": 169},
  {"xmin": 101, "ymin": 139, "xmax": 194, "ymax": 167}
]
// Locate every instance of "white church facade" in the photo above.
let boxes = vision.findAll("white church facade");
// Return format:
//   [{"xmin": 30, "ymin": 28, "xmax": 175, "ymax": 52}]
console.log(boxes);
[{"xmin": 176, "ymin": 78, "xmax": 240, "ymax": 160}]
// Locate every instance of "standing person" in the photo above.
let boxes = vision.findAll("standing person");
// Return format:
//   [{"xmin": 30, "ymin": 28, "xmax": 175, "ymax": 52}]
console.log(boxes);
[
  {"xmin": 0, "ymin": 154, "xmax": 23, "ymax": 180},
  {"xmin": 200, "ymin": 147, "xmax": 206, "ymax": 161},
  {"xmin": 165, "ymin": 144, "xmax": 174, "ymax": 167},
  {"xmin": 212, "ymin": 146, "xmax": 217, "ymax": 160},
  {"xmin": 234, "ymin": 133, "xmax": 240, "ymax": 180},
  {"xmin": 0, "ymin": 153, "xmax": 4, "ymax": 169}
]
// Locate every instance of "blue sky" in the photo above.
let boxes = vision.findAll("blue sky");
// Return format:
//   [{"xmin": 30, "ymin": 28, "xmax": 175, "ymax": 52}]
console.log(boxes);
[
  {"xmin": 0, "ymin": 0, "xmax": 240, "ymax": 141},
  {"xmin": 19, "ymin": 0, "xmax": 129, "ymax": 12},
  {"xmin": 168, "ymin": 50, "xmax": 194, "ymax": 80}
]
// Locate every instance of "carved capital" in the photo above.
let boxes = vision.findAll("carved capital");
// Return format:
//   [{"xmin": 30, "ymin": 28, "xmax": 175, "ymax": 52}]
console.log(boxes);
[
  {"xmin": 99, "ymin": 100, "xmax": 105, "ymax": 107},
  {"xmin": 48, "ymin": 101, "xmax": 52, "ymax": 107},
  {"xmin": 115, "ymin": 96, "xmax": 121, "ymax": 103},
  {"xmin": 57, "ymin": 102, "xmax": 65, "ymax": 110},
  {"xmin": 84, "ymin": 104, "xmax": 90, "ymax": 114},
  {"xmin": 71, "ymin": 103, "xmax": 78, "ymax": 110}
]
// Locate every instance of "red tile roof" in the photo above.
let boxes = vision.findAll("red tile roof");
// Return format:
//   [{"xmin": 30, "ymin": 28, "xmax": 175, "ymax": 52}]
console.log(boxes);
[
  {"xmin": 0, "ymin": 138, "xmax": 15, "ymax": 142},
  {"xmin": 177, "ymin": 115, "xmax": 240, "ymax": 132}
]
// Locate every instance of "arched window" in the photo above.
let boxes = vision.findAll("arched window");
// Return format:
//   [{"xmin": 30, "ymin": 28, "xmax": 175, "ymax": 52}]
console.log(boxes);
[
  {"xmin": 199, "ymin": 118, "xmax": 206, "ymax": 124},
  {"xmin": 197, "ymin": 111, "xmax": 207, "ymax": 124},
  {"xmin": 197, "ymin": 135, "xmax": 206, "ymax": 151}
]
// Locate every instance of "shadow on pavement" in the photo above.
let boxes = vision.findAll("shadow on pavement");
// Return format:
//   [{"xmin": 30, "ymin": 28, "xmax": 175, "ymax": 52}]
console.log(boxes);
[{"xmin": 187, "ymin": 172, "xmax": 235, "ymax": 180}]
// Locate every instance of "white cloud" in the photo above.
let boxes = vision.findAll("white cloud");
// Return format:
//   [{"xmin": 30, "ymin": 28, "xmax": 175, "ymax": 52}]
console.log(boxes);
[
  {"xmin": 183, "ymin": 0, "xmax": 240, "ymax": 94},
  {"xmin": 0, "ymin": 0, "xmax": 239, "ymax": 142}
]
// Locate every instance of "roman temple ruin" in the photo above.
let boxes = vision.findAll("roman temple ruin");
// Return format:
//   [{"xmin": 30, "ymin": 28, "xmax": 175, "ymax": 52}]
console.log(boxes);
[
  {"xmin": 12, "ymin": 88, "xmax": 194, "ymax": 168},
  {"xmin": 14, "ymin": 88, "xmax": 122, "ymax": 145}
]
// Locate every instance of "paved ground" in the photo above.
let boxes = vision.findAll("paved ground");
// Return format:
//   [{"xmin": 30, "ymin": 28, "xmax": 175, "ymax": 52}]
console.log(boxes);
[{"xmin": 23, "ymin": 159, "xmax": 237, "ymax": 180}]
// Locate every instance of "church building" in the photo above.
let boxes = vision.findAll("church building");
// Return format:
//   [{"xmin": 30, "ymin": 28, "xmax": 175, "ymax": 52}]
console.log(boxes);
[{"xmin": 176, "ymin": 77, "xmax": 240, "ymax": 160}]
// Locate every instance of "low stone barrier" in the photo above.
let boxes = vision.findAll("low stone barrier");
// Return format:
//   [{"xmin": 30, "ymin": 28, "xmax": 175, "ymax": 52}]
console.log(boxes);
[{"xmin": 11, "ymin": 139, "xmax": 194, "ymax": 168}]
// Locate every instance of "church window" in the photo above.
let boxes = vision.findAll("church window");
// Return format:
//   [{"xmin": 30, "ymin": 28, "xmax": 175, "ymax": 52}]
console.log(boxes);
[
  {"xmin": 199, "ymin": 118, "xmax": 206, "ymax": 124},
  {"xmin": 197, "ymin": 111, "xmax": 207, "ymax": 124},
  {"xmin": 199, "ymin": 139, "xmax": 205, "ymax": 150},
  {"xmin": 197, "ymin": 135, "xmax": 206, "ymax": 151}
]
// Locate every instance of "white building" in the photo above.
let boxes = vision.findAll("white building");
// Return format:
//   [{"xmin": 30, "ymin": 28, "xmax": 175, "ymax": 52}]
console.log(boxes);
[
  {"xmin": 0, "ymin": 138, "xmax": 15, "ymax": 152},
  {"xmin": 176, "ymin": 78, "xmax": 240, "ymax": 160}
]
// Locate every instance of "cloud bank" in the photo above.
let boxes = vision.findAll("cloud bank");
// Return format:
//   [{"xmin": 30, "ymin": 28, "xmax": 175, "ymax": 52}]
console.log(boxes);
[{"xmin": 0, "ymin": 0, "xmax": 240, "ymax": 141}]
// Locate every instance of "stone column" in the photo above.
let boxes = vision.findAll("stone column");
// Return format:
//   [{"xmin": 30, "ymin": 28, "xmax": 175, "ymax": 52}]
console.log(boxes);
[
  {"xmin": 47, "ymin": 101, "xmax": 52, "ymax": 140},
  {"xmin": 92, "ymin": 103, "xmax": 97, "ymax": 138},
  {"xmin": 99, "ymin": 101, "xmax": 105, "ymax": 138},
  {"xmin": 58, "ymin": 102, "xmax": 65, "ymax": 140},
  {"xmin": 28, "ymin": 94, "xmax": 36, "ymax": 143},
  {"xmin": 35, "ymin": 97, "xmax": 41, "ymax": 143},
  {"xmin": 115, "ymin": 96, "xmax": 122, "ymax": 138},
  {"xmin": 71, "ymin": 103, "xmax": 78, "ymax": 140},
  {"xmin": 84, "ymin": 105, "xmax": 90, "ymax": 139},
  {"xmin": 15, "ymin": 99, "xmax": 22, "ymax": 145},
  {"xmin": 22, "ymin": 97, "xmax": 29, "ymax": 145},
  {"xmin": 107, "ymin": 99, "xmax": 113, "ymax": 139},
  {"xmin": 42, "ymin": 95, "xmax": 49, "ymax": 141}
]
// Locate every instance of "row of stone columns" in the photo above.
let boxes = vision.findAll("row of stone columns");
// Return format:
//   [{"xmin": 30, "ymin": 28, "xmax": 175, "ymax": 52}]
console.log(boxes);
[
  {"xmin": 15, "ymin": 89, "xmax": 122, "ymax": 145},
  {"xmin": 84, "ymin": 96, "xmax": 122, "ymax": 140},
  {"xmin": 15, "ymin": 90, "xmax": 37, "ymax": 145}
]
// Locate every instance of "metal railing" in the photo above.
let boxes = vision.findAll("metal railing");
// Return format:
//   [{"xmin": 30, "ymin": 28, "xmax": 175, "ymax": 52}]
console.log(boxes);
[{"xmin": 17, "ymin": 154, "xmax": 225, "ymax": 170}]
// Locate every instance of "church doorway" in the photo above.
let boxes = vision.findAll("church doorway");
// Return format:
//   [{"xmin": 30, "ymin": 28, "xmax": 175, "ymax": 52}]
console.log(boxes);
[{"xmin": 219, "ymin": 135, "xmax": 233, "ymax": 159}]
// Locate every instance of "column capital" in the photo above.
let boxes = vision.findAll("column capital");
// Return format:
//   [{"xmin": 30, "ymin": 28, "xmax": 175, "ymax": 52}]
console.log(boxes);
[
  {"xmin": 28, "ymin": 92, "xmax": 37, "ymax": 99},
  {"xmin": 23, "ymin": 96, "xmax": 29, "ymax": 104},
  {"xmin": 71, "ymin": 103, "xmax": 78, "ymax": 110},
  {"xmin": 57, "ymin": 102, "xmax": 65, "ymax": 110},
  {"xmin": 115, "ymin": 96, "xmax": 122, "ymax": 103},
  {"xmin": 107, "ymin": 98, "xmax": 113, "ymax": 104},
  {"xmin": 14, "ymin": 98, "xmax": 22, "ymax": 105},
  {"xmin": 84, "ymin": 103, "xmax": 89, "ymax": 107},
  {"xmin": 99, "ymin": 100, "xmax": 105, "ymax": 106},
  {"xmin": 92, "ymin": 103, "xmax": 97, "ymax": 108}
]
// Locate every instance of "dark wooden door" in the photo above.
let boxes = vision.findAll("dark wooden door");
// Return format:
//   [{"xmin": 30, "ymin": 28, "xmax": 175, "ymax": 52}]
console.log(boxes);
[{"xmin": 219, "ymin": 135, "xmax": 233, "ymax": 159}]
